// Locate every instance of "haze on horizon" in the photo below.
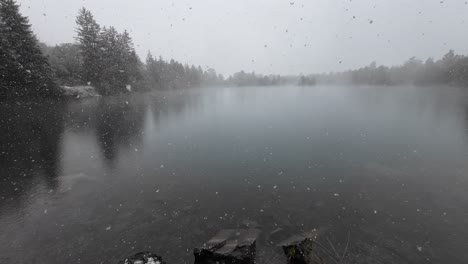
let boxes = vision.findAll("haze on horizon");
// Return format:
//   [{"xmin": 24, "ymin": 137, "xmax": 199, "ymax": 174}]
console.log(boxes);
[{"xmin": 17, "ymin": 0, "xmax": 468, "ymax": 76}]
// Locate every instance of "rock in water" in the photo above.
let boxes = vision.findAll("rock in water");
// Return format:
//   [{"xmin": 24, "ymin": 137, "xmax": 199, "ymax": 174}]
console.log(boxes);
[
  {"xmin": 278, "ymin": 230, "xmax": 323, "ymax": 264},
  {"xmin": 194, "ymin": 229, "xmax": 260, "ymax": 264},
  {"xmin": 119, "ymin": 252, "xmax": 165, "ymax": 264}
]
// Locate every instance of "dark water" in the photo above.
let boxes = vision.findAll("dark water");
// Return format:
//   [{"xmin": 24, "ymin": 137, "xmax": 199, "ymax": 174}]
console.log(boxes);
[{"xmin": 1, "ymin": 86, "xmax": 468, "ymax": 263}]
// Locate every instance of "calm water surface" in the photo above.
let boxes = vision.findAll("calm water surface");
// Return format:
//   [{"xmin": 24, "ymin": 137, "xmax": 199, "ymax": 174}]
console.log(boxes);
[{"xmin": 1, "ymin": 86, "xmax": 468, "ymax": 263}]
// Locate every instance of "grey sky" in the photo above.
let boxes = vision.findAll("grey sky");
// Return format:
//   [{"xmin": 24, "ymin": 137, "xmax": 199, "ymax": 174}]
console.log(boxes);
[{"xmin": 18, "ymin": 0, "xmax": 468, "ymax": 76}]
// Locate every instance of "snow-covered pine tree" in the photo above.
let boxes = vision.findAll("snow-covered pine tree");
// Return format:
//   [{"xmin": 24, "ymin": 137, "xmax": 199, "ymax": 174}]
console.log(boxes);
[
  {"xmin": 0, "ymin": 0, "xmax": 60, "ymax": 100},
  {"xmin": 75, "ymin": 7, "xmax": 101, "ymax": 87}
]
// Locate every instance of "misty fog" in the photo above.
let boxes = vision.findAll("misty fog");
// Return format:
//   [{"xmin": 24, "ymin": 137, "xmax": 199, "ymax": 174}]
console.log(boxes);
[
  {"xmin": 2, "ymin": 1, "xmax": 468, "ymax": 264},
  {"xmin": 18, "ymin": 0, "xmax": 468, "ymax": 75}
]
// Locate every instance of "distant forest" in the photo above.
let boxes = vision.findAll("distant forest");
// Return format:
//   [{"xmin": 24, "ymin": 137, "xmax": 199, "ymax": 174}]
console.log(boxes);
[
  {"xmin": 42, "ymin": 7, "xmax": 225, "ymax": 94},
  {"xmin": 0, "ymin": 0, "xmax": 226, "ymax": 100},
  {"xmin": 2, "ymin": 0, "xmax": 468, "ymax": 101},
  {"xmin": 301, "ymin": 50, "xmax": 468, "ymax": 87}
]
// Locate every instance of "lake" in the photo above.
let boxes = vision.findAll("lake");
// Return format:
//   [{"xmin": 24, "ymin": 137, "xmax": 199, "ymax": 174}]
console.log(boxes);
[{"xmin": 1, "ymin": 85, "xmax": 468, "ymax": 263}]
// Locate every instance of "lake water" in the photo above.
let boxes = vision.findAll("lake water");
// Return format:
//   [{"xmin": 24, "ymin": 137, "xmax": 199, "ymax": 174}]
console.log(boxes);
[{"xmin": 1, "ymin": 85, "xmax": 468, "ymax": 263}]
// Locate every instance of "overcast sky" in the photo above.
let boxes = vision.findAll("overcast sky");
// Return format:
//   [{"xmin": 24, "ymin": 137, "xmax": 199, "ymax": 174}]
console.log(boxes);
[{"xmin": 17, "ymin": 0, "xmax": 468, "ymax": 76}]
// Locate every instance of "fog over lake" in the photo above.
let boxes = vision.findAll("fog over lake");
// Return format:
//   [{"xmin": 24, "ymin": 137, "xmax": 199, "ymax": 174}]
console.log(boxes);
[
  {"xmin": 1, "ymin": 85, "xmax": 468, "ymax": 263},
  {"xmin": 3, "ymin": 0, "xmax": 468, "ymax": 262}
]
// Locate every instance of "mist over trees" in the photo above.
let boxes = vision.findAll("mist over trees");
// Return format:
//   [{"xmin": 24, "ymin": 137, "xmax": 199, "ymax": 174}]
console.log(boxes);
[
  {"xmin": 4, "ymin": 0, "xmax": 468, "ymax": 102},
  {"xmin": 0, "ymin": 0, "xmax": 61, "ymax": 100},
  {"xmin": 37, "ymin": 7, "xmax": 224, "ymax": 95},
  {"xmin": 308, "ymin": 50, "xmax": 468, "ymax": 87},
  {"xmin": 0, "ymin": 0, "xmax": 223, "ymax": 101},
  {"xmin": 226, "ymin": 71, "xmax": 286, "ymax": 86},
  {"xmin": 73, "ymin": 8, "xmax": 144, "ymax": 94},
  {"xmin": 298, "ymin": 75, "xmax": 317, "ymax": 86},
  {"xmin": 145, "ymin": 53, "xmax": 224, "ymax": 90}
]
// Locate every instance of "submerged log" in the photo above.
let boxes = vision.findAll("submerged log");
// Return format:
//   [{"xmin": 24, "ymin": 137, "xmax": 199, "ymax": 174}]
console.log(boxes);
[
  {"xmin": 194, "ymin": 229, "xmax": 260, "ymax": 264},
  {"xmin": 118, "ymin": 252, "xmax": 166, "ymax": 264},
  {"xmin": 278, "ymin": 230, "xmax": 324, "ymax": 264}
]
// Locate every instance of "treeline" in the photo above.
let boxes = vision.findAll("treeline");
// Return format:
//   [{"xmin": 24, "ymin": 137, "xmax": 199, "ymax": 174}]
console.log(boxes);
[
  {"xmin": 226, "ymin": 71, "xmax": 288, "ymax": 86},
  {"xmin": 298, "ymin": 75, "xmax": 317, "ymax": 86},
  {"xmin": 4, "ymin": 0, "xmax": 468, "ymax": 102},
  {"xmin": 40, "ymin": 7, "xmax": 144, "ymax": 94},
  {"xmin": 45, "ymin": 7, "xmax": 224, "ymax": 94},
  {"xmin": 0, "ymin": 0, "xmax": 224, "ymax": 101},
  {"xmin": 309, "ymin": 50, "xmax": 468, "ymax": 86},
  {"xmin": 75, "ymin": 8, "xmax": 143, "ymax": 95},
  {"xmin": 145, "ymin": 54, "xmax": 224, "ymax": 90},
  {"xmin": 0, "ymin": 0, "xmax": 61, "ymax": 100}
]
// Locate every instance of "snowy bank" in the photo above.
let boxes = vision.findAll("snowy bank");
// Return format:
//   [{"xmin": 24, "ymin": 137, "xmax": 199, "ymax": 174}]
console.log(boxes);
[{"xmin": 61, "ymin": 86, "xmax": 100, "ymax": 99}]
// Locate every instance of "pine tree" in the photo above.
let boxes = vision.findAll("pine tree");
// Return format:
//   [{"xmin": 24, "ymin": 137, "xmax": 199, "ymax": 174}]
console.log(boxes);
[
  {"xmin": 118, "ymin": 30, "xmax": 142, "ymax": 91},
  {"xmin": 75, "ymin": 9, "xmax": 143, "ymax": 94},
  {"xmin": 117, "ymin": 30, "xmax": 132, "ymax": 87},
  {"xmin": 75, "ymin": 7, "xmax": 101, "ymax": 86},
  {"xmin": 145, "ymin": 51, "xmax": 161, "ymax": 89},
  {"xmin": 98, "ymin": 26, "xmax": 120, "ymax": 94},
  {"xmin": 0, "ymin": 0, "xmax": 59, "ymax": 100}
]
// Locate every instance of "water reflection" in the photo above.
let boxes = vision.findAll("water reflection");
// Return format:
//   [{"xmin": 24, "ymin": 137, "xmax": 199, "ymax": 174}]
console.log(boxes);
[
  {"xmin": 95, "ymin": 98, "xmax": 146, "ymax": 168},
  {"xmin": 1, "ymin": 87, "xmax": 468, "ymax": 263},
  {"xmin": 0, "ymin": 102, "xmax": 65, "ymax": 208}
]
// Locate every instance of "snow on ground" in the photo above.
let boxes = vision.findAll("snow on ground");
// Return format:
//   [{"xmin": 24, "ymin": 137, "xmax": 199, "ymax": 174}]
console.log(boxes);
[{"xmin": 61, "ymin": 86, "xmax": 100, "ymax": 99}]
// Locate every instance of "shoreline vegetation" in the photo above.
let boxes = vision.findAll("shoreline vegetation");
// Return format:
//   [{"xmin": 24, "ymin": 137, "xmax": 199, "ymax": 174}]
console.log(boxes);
[{"xmin": 2, "ymin": 0, "xmax": 468, "ymax": 102}]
